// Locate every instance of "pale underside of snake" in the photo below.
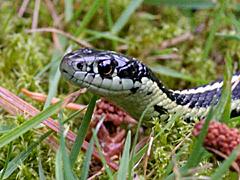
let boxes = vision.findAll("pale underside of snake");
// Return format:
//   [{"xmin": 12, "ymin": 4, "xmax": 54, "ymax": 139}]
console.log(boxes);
[{"xmin": 60, "ymin": 48, "xmax": 240, "ymax": 122}]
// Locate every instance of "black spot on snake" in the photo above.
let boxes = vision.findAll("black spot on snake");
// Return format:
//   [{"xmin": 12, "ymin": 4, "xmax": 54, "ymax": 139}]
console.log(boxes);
[
  {"xmin": 146, "ymin": 91, "xmax": 152, "ymax": 95},
  {"xmin": 154, "ymin": 105, "xmax": 168, "ymax": 115},
  {"xmin": 130, "ymin": 87, "xmax": 139, "ymax": 94}
]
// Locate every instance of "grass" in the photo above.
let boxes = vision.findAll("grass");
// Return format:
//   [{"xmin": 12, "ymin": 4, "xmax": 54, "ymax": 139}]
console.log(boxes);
[
  {"xmin": 1, "ymin": 0, "xmax": 240, "ymax": 179},
  {"xmin": 69, "ymin": 95, "xmax": 97, "ymax": 166},
  {"xmin": 0, "ymin": 101, "xmax": 62, "ymax": 149}
]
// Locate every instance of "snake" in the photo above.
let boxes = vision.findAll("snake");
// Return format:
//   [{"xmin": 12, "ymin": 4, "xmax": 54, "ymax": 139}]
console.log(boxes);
[{"xmin": 60, "ymin": 48, "xmax": 240, "ymax": 122}]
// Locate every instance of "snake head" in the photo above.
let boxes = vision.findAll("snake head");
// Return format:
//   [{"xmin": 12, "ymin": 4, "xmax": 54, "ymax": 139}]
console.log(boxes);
[
  {"xmin": 60, "ymin": 48, "xmax": 172, "ymax": 120},
  {"xmin": 60, "ymin": 48, "xmax": 153, "ymax": 97}
]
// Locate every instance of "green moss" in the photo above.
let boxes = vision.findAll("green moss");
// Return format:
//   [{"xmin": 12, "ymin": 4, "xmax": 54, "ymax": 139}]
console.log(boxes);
[
  {"xmin": 0, "ymin": 33, "xmax": 50, "ymax": 92},
  {"xmin": 0, "ymin": 0, "xmax": 238, "ymax": 179},
  {"xmin": 147, "ymin": 117, "xmax": 193, "ymax": 178}
]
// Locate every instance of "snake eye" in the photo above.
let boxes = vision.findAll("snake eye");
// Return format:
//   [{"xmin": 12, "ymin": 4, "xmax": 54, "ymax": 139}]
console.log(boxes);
[
  {"xmin": 98, "ymin": 60, "xmax": 114, "ymax": 76},
  {"xmin": 76, "ymin": 62, "xmax": 83, "ymax": 69}
]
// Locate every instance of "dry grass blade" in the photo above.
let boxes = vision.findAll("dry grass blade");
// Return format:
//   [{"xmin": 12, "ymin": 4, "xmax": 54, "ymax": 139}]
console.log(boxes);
[
  {"xmin": 0, "ymin": 86, "xmax": 118, "ymax": 170},
  {"xmin": 61, "ymin": 89, "xmax": 87, "ymax": 109},
  {"xmin": 206, "ymin": 147, "xmax": 240, "ymax": 173},
  {"xmin": 186, "ymin": 163, "xmax": 212, "ymax": 175},
  {"xmin": 26, "ymin": 27, "xmax": 93, "ymax": 48},
  {"xmin": 32, "ymin": 0, "xmax": 41, "ymax": 29},
  {"xmin": 143, "ymin": 136, "xmax": 153, "ymax": 178},
  {"xmin": 44, "ymin": 0, "xmax": 62, "ymax": 28},
  {"xmin": 21, "ymin": 88, "xmax": 85, "ymax": 111},
  {"xmin": 87, "ymin": 167, "xmax": 105, "ymax": 180},
  {"xmin": 18, "ymin": 0, "xmax": 30, "ymax": 17},
  {"xmin": 159, "ymin": 32, "xmax": 194, "ymax": 49},
  {"xmin": 150, "ymin": 54, "xmax": 182, "ymax": 61},
  {"xmin": 170, "ymin": 133, "xmax": 191, "ymax": 156}
]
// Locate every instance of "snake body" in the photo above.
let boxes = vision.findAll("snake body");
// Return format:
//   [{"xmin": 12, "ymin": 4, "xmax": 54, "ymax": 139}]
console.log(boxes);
[{"xmin": 60, "ymin": 48, "xmax": 240, "ymax": 121}]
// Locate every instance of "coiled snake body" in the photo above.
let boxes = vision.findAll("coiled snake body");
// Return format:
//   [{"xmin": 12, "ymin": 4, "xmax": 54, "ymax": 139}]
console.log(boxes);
[{"xmin": 60, "ymin": 48, "xmax": 240, "ymax": 121}]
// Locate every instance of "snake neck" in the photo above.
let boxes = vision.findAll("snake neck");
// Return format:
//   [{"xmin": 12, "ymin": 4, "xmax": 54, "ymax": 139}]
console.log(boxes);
[
  {"xmin": 152, "ymin": 73, "xmax": 240, "ymax": 121},
  {"xmin": 105, "ymin": 73, "xmax": 240, "ymax": 121}
]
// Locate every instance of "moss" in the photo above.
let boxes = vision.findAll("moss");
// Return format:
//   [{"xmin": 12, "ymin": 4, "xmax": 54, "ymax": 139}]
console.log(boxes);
[
  {"xmin": 0, "ymin": 33, "xmax": 51, "ymax": 92},
  {"xmin": 0, "ymin": 0, "xmax": 238, "ymax": 179},
  {"xmin": 145, "ymin": 117, "xmax": 193, "ymax": 178}
]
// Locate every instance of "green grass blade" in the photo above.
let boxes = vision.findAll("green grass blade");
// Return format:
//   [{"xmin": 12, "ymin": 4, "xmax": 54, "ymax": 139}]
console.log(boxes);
[
  {"xmin": 216, "ymin": 33, "xmax": 240, "ymax": 41},
  {"xmin": 144, "ymin": 0, "xmax": 215, "ymax": 9},
  {"xmin": 181, "ymin": 105, "xmax": 216, "ymax": 174},
  {"xmin": 213, "ymin": 53, "xmax": 232, "ymax": 122},
  {"xmin": 132, "ymin": 144, "xmax": 147, "ymax": 167},
  {"xmin": 64, "ymin": 0, "xmax": 73, "ymax": 22},
  {"xmin": 0, "ymin": 131, "xmax": 52, "ymax": 179},
  {"xmin": 211, "ymin": 144, "xmax": 240, "ymax": 179},
  {"xmin": 55, "ymin": 108, "xmax": 82, "ymax": 180},
  {"xmin": 0, "ymin": 142, "xmax": 12, "ymax": 180},
  {"xmin": 58, "ymin": 111, "xmax": 75, "ymax": 180},
  {"xmin": 93, "ymin": 133, "xmax": 113, "ymax": 179},
  {"xmin": 151, "ymin": 65, "xmax": 207, "ymax": 83},
  {"xmin": 44, "ymin": 50, "xmax": 62, "ymax": 109},
  {"xmin": 128, "ymin": 104, "xmax": 151, "ymax": 177},
  {"xmin": 85, "ymin": 30, "xmax": 129, "ymax": 43},
  {"xmin": 111, "ymin": 0, "xmax": 144, "ymax": 34},
  {"xmin": 72, "ymin": 0, "xmax": 88, "ymax": 21},
  {"xmin": 0, "ymin": 125, "xmax": 15, "ymax": 134},
  {"xmin": 55, "ymin": 148, "xmax": 64, "ymax": 180},
  {"xmin": 38, "ymin": 157, "xmax": 46, "ymax": 180},
  {"xmin": 34, "ymin": 62, "xmax": 51, "ymax": 80},
  {"xmin": 70, "ymin": 95, "xmax": 98, "ymax": 166},
  {"xmin": 80, "ymin": 135, "xmax": 94, "ymax": 180},
  {"xmin": 63, "ymin": 108, "xmax": 87, "ymax": 124},
  {"xmin": 75, "ymin": 0, "xmax": 102, "ymax": 35},
  {"xmin": 103, "ymin": 0, "xmax": 113, "ymax": 30},
  {"xmin": 230, "ymin": 116, "xmax": 240, "ymax": 123},
  {"xmin": 202, "ymin": 1, "xmax": 225, "ymax": 60},
  {"xmin": 117, "ymin": 130, "xmax": 131, "ymax": 180},
  {"xmin": 0, "ymin": 101, "xmax": 62, "ymax": 149},
  {"xmin": 80, "ymin": 116, "xmax": 103, "ymax": 179},
  {"xmin": 228, "ymin": 13, "xmax": 240, "ymax": 32},
  {"xmin": 0, "ymin": 109, "xmax": 83, "ymax": 179},
  {"xmin": 185, "ymin": 109, "xmax": 213, "ymax": 168}
]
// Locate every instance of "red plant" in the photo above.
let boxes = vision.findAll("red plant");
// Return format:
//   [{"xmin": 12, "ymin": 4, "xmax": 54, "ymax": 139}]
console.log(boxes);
[{"xmin": 193, "ymin": 120, "xmax": 240, "ymax": 171}]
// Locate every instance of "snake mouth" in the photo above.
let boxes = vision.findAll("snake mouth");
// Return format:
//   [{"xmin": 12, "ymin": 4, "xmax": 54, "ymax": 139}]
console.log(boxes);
[
  {"xmin": 74, "ymin": 80, "xmax": 134, "ymax": 98},
  {"xmin": 69, "ymin": 72, "xmax": 134, "ymax": 96}
]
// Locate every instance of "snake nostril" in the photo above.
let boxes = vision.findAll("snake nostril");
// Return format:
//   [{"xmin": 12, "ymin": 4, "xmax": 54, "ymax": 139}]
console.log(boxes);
[{"xmin": 62, "ymin": 69, "xmax": 68, "ymax": 73}]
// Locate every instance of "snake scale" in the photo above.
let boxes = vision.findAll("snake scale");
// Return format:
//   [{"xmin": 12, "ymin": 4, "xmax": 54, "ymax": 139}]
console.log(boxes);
[{"xmin": 60, "ymin": 48, "xmax": 240, "ymax": 121}]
